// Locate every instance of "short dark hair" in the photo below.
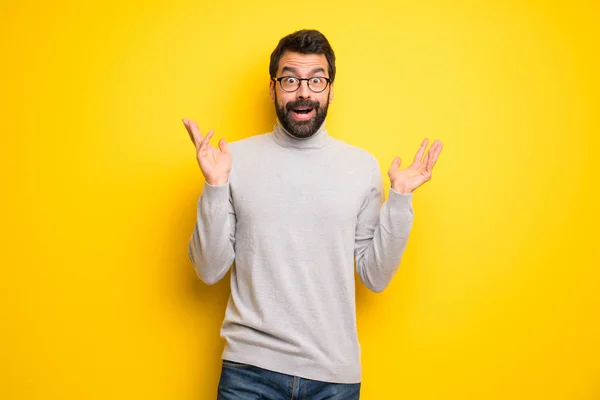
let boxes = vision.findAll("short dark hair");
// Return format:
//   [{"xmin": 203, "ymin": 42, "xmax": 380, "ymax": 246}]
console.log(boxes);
[{"xmin": 269, "ymin": 29, "xmax": 336, "ymax": 82}]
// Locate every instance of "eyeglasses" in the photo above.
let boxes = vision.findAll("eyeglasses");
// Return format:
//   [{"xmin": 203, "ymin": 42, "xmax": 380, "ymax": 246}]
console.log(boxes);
[{"xmin": 272, "ymin": 76, "xmax": 331, "ymax": 93}]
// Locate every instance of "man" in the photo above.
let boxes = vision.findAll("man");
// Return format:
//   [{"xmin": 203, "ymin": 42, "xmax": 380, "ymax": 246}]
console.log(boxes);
[{"xmin": 183, "ymin": 29, "xmax": 442, "ymax": 400}]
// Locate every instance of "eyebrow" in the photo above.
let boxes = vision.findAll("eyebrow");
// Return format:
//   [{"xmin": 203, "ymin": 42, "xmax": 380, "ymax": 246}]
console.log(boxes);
[{"xmin": 281, "ymin": 66, "xmax": 326, "ymax": 76}]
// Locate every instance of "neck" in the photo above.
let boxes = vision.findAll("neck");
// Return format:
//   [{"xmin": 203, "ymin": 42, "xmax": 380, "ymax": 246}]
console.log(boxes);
[{"xmin": 272, "ymin": 119, "xmax": 330, "ymax": 150}]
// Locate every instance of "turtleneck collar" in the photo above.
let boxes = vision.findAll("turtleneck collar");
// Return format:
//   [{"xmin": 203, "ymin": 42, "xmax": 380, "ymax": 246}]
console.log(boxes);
[{"xmin": 272, "ymin": 119, "xmax": 331, "ymax": 150}]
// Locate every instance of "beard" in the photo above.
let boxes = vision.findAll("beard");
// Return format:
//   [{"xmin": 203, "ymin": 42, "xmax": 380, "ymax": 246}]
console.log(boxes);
[{"xmin": 274, "ymin": 91, "xmax": 330, "ymax": 139}]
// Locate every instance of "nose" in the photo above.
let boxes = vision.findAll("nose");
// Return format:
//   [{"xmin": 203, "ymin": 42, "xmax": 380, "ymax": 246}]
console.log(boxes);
[{"xmin": 296, "ymin": 79, "xmax": 311, "ymax": 99}]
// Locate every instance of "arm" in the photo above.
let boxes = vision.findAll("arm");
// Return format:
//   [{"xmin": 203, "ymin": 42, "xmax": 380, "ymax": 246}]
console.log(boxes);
[
  {"xmin": 355, "ymin": 138, "xmax": 443, "ymax": 292},
  {"xmin": 355, "ymin": 162, "xmax": 414, "ymax": 293},
  {"xmin": 189, "ymin": 181, "xmax": 236, "ymax": 285},
  {"xmin": 182, "ymin": 118, "xmax": 234, "ymax": 284}
]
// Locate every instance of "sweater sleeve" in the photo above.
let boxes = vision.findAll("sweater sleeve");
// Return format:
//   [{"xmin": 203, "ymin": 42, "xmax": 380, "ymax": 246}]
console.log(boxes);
[
  {"xmin": 188, "ymin": 181, "xmax": 236, "ymax": 285},
  {"xmin": 354, "ymin": 160, "xmax": 414, "ymax": 292}
]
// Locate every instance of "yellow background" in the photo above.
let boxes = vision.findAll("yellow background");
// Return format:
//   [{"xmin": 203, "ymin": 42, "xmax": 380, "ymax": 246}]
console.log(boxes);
[{"xmin": 1, "ymin": 0, "xmax": 599, "ymax": 399}]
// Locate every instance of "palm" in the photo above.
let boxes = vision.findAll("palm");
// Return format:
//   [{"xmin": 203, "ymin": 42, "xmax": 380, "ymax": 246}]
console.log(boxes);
[
  {"xmin": 388, "ymin": 138, "xmax": 443, "ymax": 194},
  {"xmin": 183, "ymin": 118, "xmax": 232, "ymax": 185},
  {"xmin": 197, "ymin": 140, "xmax": 231, "ymax": 179}
]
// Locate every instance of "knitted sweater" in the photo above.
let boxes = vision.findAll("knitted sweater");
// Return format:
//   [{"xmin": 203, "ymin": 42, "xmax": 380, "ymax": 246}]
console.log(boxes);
[{"xmin": 189, "ymin": 121, "xmax": 414, "ymax": 383}]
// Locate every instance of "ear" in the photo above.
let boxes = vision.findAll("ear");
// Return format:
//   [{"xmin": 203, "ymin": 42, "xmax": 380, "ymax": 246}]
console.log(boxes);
[
  {"xmin": 269, "ymin": 79, "xmax": 275, "ymax": 102},
  {"xmin": 328, "ymin": 82, "xmax": 334, "ymax": 104}
]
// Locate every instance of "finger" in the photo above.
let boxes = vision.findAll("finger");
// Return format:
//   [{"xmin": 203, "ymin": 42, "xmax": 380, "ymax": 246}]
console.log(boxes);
[
  {"xmin": 218, "ymin": 138, "xmax": 230, "ymax": 154},
  {"xmin": 423, "ymin": 150, "xmax": 431, "ymax": 173},
  {"xmin": 388, "ymin": 157, "xmax": 401, "ymax": 175},
  {"xmin": 429, "ymin": 140, "xmax": 444, "ymax": 170},
  {"xmin": 413, "ymin": 138, "xmax": 429, "ymax": 164},
  {"xmin": 199, "ymin": 129, "xmax": 215, "ymax": 153},
  {"xmin": 188, "ymin": 120, "xmax": 205, "ymax": 149},
  {"xmin": 427, "ymin": 140, "xmax": 443, "ymax": 172},
  {"xmin": 182, "ymin": 118, "xmax": 194, "ymax": 141}
]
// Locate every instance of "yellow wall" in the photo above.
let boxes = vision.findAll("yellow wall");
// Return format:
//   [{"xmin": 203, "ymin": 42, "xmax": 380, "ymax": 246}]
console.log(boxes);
[{"xmin": 2, "ymin": 0, "xmax": 598, "ymax": 399}]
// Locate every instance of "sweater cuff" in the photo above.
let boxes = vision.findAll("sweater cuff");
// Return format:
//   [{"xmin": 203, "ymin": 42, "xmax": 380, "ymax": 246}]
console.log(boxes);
[
  {"xmin": 202, "ymin": 180, "xmax": 230, "ymax": 203},
  {"xmin": 388, "ymin": 188, "xmax": 413, "ymax": 211}
]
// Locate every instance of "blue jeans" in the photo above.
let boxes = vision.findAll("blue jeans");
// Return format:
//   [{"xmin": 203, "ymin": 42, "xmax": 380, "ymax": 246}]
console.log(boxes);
[{"xmin": 217, "ymin": 360, "xmax": 361, "ymax": 400}]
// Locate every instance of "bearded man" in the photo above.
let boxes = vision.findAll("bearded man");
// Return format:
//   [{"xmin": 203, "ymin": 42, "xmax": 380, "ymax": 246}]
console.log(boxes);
[{"xmin": 183, "ymin": 29, "xmax": 443, "ymax": 399}]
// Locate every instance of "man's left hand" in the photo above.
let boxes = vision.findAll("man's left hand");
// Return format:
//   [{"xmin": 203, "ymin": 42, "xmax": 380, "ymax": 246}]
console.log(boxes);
[{"xmin": 388, "ymin": 138, "xmax": 444, "ymax": 194}]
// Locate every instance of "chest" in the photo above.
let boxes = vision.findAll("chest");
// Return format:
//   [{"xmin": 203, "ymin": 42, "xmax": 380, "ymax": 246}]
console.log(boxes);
[{"xmin": 230, "ymin": 153, "xmax": 371, "ymax": 230}]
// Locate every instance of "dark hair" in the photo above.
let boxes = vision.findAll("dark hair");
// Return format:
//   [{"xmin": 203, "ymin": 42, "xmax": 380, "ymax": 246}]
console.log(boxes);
[{"xmin": 269, "ymin": 29, "xmax": 336, "ymax": 82}]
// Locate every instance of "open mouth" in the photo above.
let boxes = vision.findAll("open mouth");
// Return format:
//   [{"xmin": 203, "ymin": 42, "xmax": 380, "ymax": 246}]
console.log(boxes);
[
  {"xmin": 291, "ymin": 108, "xmax": 315, "ymax": 120},
  {"xmin": 294, "ymin": 108, "xmax": 312, "ymax": 114}
]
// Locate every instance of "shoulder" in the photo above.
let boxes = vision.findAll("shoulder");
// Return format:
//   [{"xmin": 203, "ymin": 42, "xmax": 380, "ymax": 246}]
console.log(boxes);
[
  {"xmin": 328, "ymin": 137, "xmax": 380, "ymax": 169},
  {"xmin": 328, "ymin": 138, "xmax": 383, "ymax": 190},
  {"xmin": 228, "ymin": 133, "xmax": 274, "ymax": 155}
]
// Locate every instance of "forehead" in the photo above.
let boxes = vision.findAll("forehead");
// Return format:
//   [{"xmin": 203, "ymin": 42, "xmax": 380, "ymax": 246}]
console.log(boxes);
[{"xmin": 277, "ymin": 51, "xmax": 329, "ymax": 76}]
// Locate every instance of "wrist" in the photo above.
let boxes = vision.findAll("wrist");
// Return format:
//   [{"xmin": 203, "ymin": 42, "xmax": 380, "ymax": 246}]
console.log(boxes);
[
  {"xmin": 391, "ymin": 183, "xmax": 412, "ymax": 194},
  {"xmin": 207, "ymin": 176, "xmax": 228, "ymax": 186}
]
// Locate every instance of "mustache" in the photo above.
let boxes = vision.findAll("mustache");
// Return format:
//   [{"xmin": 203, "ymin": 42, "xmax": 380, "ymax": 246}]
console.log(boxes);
[{"xmin": 286, "ymin": 99, "xmax": 320, "ymax": 112}]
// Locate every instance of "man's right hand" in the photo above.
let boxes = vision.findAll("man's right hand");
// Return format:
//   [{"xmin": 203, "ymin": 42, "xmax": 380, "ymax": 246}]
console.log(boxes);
[{"xmin": 183, "ymin": 118, "xmax": 232, "ymax": 186}]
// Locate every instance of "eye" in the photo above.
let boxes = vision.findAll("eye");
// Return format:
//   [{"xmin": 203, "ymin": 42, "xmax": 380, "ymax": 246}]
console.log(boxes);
[
  {"xmin": 284, "ymin": 77, "xmax": 298, "ymax": 84},
  {"xmin": 310, "ymin": 77, "xmax": 323, "ymax": 84}
]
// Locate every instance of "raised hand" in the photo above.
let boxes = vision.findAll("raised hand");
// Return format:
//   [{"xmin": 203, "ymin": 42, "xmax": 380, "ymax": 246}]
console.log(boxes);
[
  {"xmin": 388, "ymin": 138, "xmax": 443, "ymax": 194},
  {"xmin": 183, "ymin": 118, "xmax": 232, "ymax": 186}
]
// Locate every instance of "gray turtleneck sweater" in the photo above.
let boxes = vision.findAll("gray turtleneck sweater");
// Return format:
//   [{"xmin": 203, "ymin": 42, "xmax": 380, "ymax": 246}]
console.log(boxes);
[{"xmin": 189, "ymin": 121, "xmax": 414, "ymax": 384}]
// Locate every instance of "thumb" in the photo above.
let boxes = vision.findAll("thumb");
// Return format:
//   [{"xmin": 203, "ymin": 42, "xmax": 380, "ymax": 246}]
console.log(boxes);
[
  {"xmin": 390, "ymin": 156, "xmax": 402, "ymax": 170},
  {"xmin": 218, "ymin": 138, "xmax": 230, "ymax": 153}
]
